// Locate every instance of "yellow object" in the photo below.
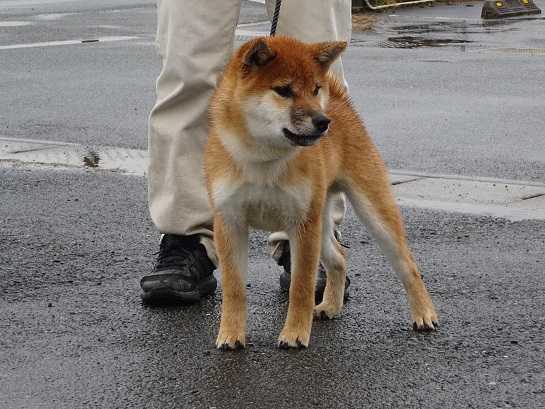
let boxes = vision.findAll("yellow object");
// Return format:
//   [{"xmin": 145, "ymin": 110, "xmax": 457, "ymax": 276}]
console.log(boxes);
[
  {"xmin": 495, "ymin": 1, "xmax": 503, "ymax": 6},
  {"xmin": 522, "ymin": 0, "xmax": 529, "ymax": 4}
]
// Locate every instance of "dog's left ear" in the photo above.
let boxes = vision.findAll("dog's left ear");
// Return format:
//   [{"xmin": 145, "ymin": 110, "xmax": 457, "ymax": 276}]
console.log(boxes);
[
  {"xmin": 243, "ymin": 38, "xmax": 276, "ymax": 67},
  {"xmin": 312, "ymin": 41, "xmax": 347, "ymax": 71}
]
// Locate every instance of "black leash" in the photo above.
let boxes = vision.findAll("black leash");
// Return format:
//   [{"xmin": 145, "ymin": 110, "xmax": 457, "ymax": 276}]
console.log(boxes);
[{"xmin": 270, "ymin": 0, "xmax": 282, "ymax": 36}]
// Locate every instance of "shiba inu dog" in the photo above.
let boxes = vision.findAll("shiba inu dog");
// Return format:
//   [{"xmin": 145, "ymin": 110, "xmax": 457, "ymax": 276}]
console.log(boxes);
[{"xmin": 204, "ymin": 36, "xmax": 438, "ymax": 350}]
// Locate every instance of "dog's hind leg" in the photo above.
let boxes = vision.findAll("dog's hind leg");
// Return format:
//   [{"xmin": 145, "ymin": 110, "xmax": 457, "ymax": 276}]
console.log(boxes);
[
  {"xmin": 278, "ymin": 211, "xmax": 323, "ymax": 348},
  {"xmin": 343, "ymin": 170, "xmax": 438, "ymax": 331},
  {"xmin": 214, "ymin": 214, "xmax": 249, "ymax": 350},
  {"xmin": 314, "ymin": 191, "xmax": 347, "ymax": 320}
]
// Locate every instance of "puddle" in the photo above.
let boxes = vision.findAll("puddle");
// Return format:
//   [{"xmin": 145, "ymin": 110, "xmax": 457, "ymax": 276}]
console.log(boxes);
[
  {"xmin": 393, "ymin": 21, "xmax": 520, "ymax": 35},
  {"xmin": 372, "ymin": 15, "xmax": 544, "ymax": 49},
  {"xmin": 380, "ymin": 35, "xmax": 472, "ymax": 48},
  {"xmin": 392, "ymin": 16, "xmax": 544, "ymax": 35}
]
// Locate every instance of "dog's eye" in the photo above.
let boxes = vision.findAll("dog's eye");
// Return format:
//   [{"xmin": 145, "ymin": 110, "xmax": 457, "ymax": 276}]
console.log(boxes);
[
  {"xmin": 313, "ymin": 85, "xmax": 321, "ymax": 96},
  {"xmin": 273, "ymin": 85, "xmax": 293, "ymax": 98}
]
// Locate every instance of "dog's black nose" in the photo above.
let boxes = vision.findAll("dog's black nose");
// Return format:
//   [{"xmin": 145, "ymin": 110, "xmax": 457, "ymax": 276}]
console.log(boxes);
[{"xmin": 312, "ymin": 115, "xmax": 331, "ymax": 133}]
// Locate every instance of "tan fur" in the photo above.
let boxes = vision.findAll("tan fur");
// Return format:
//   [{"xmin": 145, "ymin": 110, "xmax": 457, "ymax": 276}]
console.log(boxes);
[{"xmin": 204, "ymin": 36, "xmax": 438, "ymax": 350}]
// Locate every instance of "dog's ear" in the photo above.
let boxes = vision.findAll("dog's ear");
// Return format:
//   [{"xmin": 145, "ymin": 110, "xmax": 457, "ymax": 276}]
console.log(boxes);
[
  {"xmin": 312, "ymin": 41, "xmax": 347, "ymax": 71},
  {"xmin": 243, "ymin": 38, "xmax": 276, "ymax": 67}
]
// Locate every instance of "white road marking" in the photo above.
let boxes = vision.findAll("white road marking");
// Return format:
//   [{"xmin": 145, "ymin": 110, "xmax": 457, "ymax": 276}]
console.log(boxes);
[
  {"xmin": 397, "ymin": 197, "xmax": 545, "ymax": 222},
  {"xmin": 390, "ymin": 169, "xmax": 545, "ymax": 188},
  {"xmin": 0, "ymin": 0, "xmax": 82, "ymax": 7},
  {"xmin": 34, "ymin": 13, "xmax": 76, "ymax": 20},
  {"xmin": 235, "ymin": 21, "xmax": 269, "ymax": 39},
  {"xmin": 0, "ymin": 36, "xmax": 139, "ymax": 51},
  {"xmin": 477, "ymin": 47, "xmax": 545, "ymax": 56},
  {"xmin": 236, "ymin": 29, "xmax": 268, "ymax": 39},
  {"xmin": 0, "ymin": 20, "xmax": 266, "ymax": 51},
  {"xmin": 237, "ymin": 21, "xmax": 269, "ymax": 28},
  {"xmin": 0, "ymin": 21, "xmax": 33, "ymax": 27},
  {"xmin": 1, "ymin": 137, "xmax": 543, "ymax": 221},
  {"xmin": 0, "ymin": 136, "xmax": 80, "ymax": 146}
]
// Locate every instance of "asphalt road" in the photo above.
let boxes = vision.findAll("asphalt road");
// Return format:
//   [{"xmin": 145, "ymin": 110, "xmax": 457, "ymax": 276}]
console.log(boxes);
[
  {"xmin": 1, "ymin": 165, "xmax": 545, "ymax": 409},
  {"xmin": 0, "ymin": 0, "xmax": 544, "ymax": 181},
  {"xmin": 1, "ymin": 1, "xmax": 545, "ymax": 408}
]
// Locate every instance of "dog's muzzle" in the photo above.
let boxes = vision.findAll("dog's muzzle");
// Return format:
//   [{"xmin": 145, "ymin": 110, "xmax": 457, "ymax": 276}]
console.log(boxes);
[{"xmin": 282, "ymin": 128, "xmax": 325, "ymax": 147}]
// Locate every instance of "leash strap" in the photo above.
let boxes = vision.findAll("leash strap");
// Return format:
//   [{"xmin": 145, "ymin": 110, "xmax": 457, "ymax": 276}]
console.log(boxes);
[{"xmin": 270, "ymin": 0, "xmax": 282, "ymax": 36}]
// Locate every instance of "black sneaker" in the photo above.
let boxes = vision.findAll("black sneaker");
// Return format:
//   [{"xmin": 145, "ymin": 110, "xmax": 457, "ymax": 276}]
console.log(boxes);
[
  {"xmin": 277, "ymin": 240, "xmax": 350, "ymax": 303},
  {"xmin": 140, "ymin": 234, "xmax": 217, "ymax": 305}
]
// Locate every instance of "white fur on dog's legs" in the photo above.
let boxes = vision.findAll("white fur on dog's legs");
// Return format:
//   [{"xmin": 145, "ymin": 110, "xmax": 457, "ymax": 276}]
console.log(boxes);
[
  {"xmin": 278, "ymin": 216, "xmax": 322, "ymax": 349},
  {"xmin": 214, "ymin": 215, "xmax": 249, "ymax": 350},
  {"xmin": 345, "ymin": 187, "xmax": 438, "ymax": 330},
  {"xmin": 315, "ymin": 192, "xmax": 347, "ymax": 320}
]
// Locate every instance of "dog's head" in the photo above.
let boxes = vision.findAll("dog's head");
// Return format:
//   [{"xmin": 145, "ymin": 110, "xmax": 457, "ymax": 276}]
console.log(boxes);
[{"xmin": 231, "ymin": 36, "xmax": 346, "ymax": 149}]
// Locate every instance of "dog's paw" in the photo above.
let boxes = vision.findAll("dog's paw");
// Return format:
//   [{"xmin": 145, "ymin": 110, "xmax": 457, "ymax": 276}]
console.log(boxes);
[
  {"xmin": 313, "ymin": 302, "xmax": 342, "ymax": 320},
  {"xmin": 277, "ymin": 327, "xmax": 310, "ymax": 349},
  {"xmin": 412, "ymin": 315, "xmax": 439, "ymax": 332},
  {"xmin": 411, "ymin": 307, "xmax": 439, "ymax": 332},
  {"xmin": 407, "ymin": 283, "xmax": 439, "ymax": 332},
  {"xmin": 216, "ymin": 330, "xmax": 246, "ymax": 351}
]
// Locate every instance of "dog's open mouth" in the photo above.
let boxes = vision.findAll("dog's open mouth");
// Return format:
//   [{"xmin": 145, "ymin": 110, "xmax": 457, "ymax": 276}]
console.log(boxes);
[{"xmin": 282, "ymin": 128, "xmax": 323, "ymax": 147}]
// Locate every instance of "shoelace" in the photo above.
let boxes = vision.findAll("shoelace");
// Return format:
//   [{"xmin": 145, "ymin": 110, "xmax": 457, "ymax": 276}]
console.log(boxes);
[{"xmin": 154, "ymin": 240, "xmax": 198, "ymax": 273}]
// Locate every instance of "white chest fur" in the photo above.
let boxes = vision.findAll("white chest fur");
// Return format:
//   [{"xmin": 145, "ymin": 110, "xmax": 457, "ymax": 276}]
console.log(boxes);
[{"xmin": 212, "ymin": 177, "xmax": 312, "ymax": 232}]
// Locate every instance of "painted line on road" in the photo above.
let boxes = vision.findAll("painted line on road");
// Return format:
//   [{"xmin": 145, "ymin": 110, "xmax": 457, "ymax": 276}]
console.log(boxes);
[
  {"xmin": 34, "ymin": 12, "xmax": 76, "ymax": 20},
  {"xmin": 0, "ymin": 36, "xmax": 139, "ymax": 51},
  {"xmin": 390, "ymin": 169, "xmax": 545, "ymax": 188},
  {"xmin": 1, "ymin": 137, "xmax": 543, "ymax": 221},
  {"xmin": 235, "ymin": 21, "xmax": 270, "ymax": 40},
  {"xmin": 0, "ymin": 136, "xmax": 80, "ymax": 146},
  {"xmin": 237, "ymin": 21, "xmax": 269, "ymax": 28},
  {"xmin": 0, "ymin": 21, "xmax": 33, "ymax": 27},
  {"xmin": 397, "ymin": 197, "xmax": 545, "ymax": 222},
  {"xmin": 0, "ymin": 138, "xmax": 146, "ymax": 176},
  {"xmin": 478, "ymin": 47, "xmax": 545, "ymax": 56}
]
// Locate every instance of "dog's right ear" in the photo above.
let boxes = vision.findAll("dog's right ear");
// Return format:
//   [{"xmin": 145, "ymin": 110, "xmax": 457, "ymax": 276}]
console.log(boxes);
[
  {"xmin": 243, "ymin": 38, "xmax": 276, "ymax": 67},
  {"xmin": 312, "ymin": 41, "xmax": 347, "ymax": 71}
]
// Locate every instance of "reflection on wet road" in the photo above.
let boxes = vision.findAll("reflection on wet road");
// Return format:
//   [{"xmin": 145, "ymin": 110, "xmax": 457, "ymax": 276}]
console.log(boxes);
[
  {"xmin": 351, "ymin": 2, "xmax": 545, "ymax": 51},
  {"xmin": 380, "ymin": 35, "xmax": 473, "ymax": 49}
]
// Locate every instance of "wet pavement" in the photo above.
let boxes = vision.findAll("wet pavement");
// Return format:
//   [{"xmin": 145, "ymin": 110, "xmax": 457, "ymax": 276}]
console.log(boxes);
[
  {"xmin": 364, "ymin": 10, "xmax": 545, "ymax": 50},
  {"xmin": 346, "ymin": 1, "xmax": 545, "ymax": 181},
  {"xmin": 2, "ymin": 166, "xmax": 545, "ymax": 409},
  {"xmin": 1, "ymin": 0, "xmax": 544, "ymax": 180},
  {"xmin": 2, "ymin": 137, "xmax": 544, "ymax": 221},
  {"xmin": 1, "ymin": 1, "xmax": 545, "ymax": 408}
]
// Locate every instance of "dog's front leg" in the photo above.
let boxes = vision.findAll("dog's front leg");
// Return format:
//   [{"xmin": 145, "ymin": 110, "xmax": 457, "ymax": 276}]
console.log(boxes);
[
  {"xmin": 278, "ymin": 215, "xmax": 322, "ymax": 349},
  {"xmin": 214, "ymin": 214, "xmax": 249, "ymax": 350}
]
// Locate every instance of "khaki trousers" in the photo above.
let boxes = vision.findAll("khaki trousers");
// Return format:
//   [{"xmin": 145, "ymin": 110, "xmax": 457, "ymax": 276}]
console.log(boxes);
[{"xmin": 148, "ymin": 0, "xmax": 351, "ymax": 264}]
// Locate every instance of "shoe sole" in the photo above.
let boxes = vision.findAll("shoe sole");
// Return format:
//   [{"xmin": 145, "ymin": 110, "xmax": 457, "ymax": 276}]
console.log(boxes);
[{"xmin": 141, "ymin": 276, "xmax": 217, "ymax": 306}]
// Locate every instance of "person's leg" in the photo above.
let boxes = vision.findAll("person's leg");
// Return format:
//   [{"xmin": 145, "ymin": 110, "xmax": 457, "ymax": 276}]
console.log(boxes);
[
  {"xmin": 266, "ymin": 0, "xmax": 352, "ymax": 299},
  {"xmin": 142, "ymin": 0, "xmax": 242, "ymax": 304}
]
